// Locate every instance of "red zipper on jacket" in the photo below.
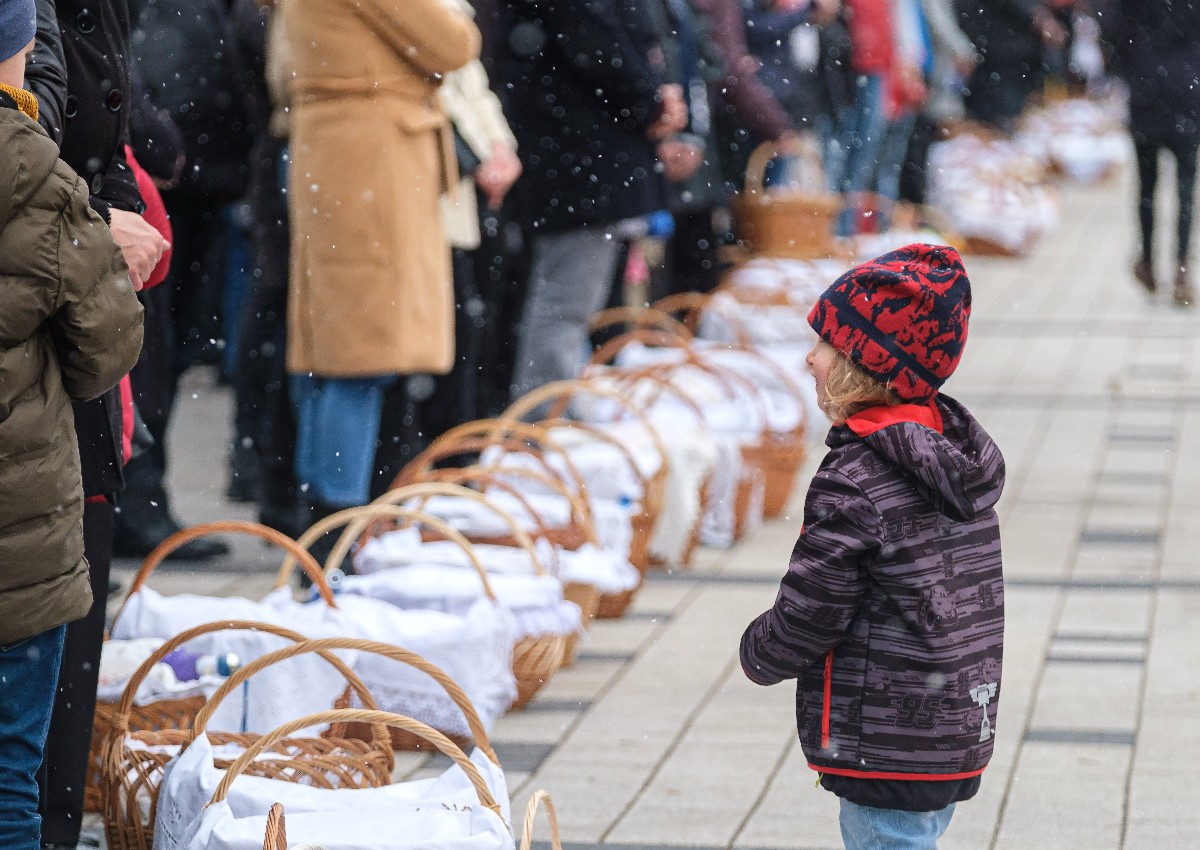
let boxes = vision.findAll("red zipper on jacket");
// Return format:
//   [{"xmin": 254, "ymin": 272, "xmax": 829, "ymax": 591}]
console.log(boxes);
[{"xmin": 821, "ymin": 649, "xmax": 834, "ymax": 750}]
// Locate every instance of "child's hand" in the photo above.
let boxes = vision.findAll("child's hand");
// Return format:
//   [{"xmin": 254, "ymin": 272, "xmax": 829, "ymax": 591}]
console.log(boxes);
[{"xmin": 108, "ymin": 209, "xmax": 169, "ymax": 292}]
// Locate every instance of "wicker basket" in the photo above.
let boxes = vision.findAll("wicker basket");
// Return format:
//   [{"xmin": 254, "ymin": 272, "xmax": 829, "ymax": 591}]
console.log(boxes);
[
  {"xmin": 598, "ymin": 345, "xmax": 768, "ymax": 543},
  {"xmin": 208, "ymin": 709, "xmax": 504, "ymax": 849},
  {"xmin": 289, "ymin": 501, "xmax": 570, "ymax": 715},
  {"xmin": 193, "ymin": 633, "xmax": 502, "ymax": 765},
  {"xmin": 394, "ymin": 419, "xmax": 597, "ymax": 541},
  {"xmin": 502, "ymin": 378, "xmax": 672, "ymax": 581},
  {"xmin": 731, "ymin": 139, "xmax": 842, "ymax": 259},
  {"xmin": 94, "ymin": 520, "xmax": 341, "ymax": 829},
  {"xmin": 99, "ymin": 618, "xmax": 389, "ymax": 850},
  {"xmin": 537, "ymin": 415, "xmax": 665, "ymax": 576}
]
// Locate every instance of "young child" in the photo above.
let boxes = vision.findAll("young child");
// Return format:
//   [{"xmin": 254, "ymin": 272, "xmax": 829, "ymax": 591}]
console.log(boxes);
[
  {"xmin": 740, "ymin": 243, "xmax": 1004, "ymax": 850},
  {"xmin": 0, "ymin": 6, "xmax": 144, "ymax": 847}
]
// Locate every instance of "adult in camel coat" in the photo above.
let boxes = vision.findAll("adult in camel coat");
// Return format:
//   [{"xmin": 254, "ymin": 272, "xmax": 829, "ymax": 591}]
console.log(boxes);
[{"xmin": 285, "ymin": 0, "xmax": 480, "ymax": 527}]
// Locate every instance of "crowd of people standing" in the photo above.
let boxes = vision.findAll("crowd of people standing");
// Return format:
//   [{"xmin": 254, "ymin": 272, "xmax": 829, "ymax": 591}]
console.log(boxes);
[{"xmin": 1, "ymin": 0, "xmax": 1198, "ymax": 848}]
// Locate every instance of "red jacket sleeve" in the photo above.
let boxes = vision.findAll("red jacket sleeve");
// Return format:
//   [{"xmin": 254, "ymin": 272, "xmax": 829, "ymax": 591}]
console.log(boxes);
[{"xmin": 125, "ymin": 145, "xmax": 173, "ymax": 290}]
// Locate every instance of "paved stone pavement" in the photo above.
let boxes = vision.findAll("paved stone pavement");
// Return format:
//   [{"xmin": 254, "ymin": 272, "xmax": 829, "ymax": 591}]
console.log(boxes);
[{"xmin": 91, "ymin": 166, "xmax": 1200, "ymax": 849}]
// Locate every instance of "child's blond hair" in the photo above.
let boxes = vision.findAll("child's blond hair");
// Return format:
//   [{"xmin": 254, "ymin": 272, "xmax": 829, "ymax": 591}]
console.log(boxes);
[{"xmin": 822, "ymin": 349, "xmax": 903, "ymax": 423}]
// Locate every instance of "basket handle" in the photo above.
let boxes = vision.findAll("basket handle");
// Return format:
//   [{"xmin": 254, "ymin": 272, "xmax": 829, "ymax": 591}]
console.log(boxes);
[
  {"xmin": 412, "ymin": 467, "xmax": 583, "ymax": 557},
  {"xmin": 500, "ymin": 378, "xmax": 672, "ymax": 479},
  {"xmin": 519, "ymin": 790, "xmax": 563, "ymax": 850},
  {"xmin": 743, "ymin": 136, "xmax": 819, "ymax": 195},
  {"xmin": 698, "ymin": 346, "xmax": 811, "ymax": 432},
  {"xmin": 537, "ymin": 417, "xmax": 655, "ymax": 513},
  {"xmin": 108, "ymin": 619, "xmax": 369, "ymax": 731},
  {"xmin": 279, "ymin": 505, "xmax": 499, "ymax": 602},
  {"xmin": 395, "ymin": 420, "xmax": 597, "ymax": 533},
  {"xmin": 653, "ymin": 290, "xmax": 753, "ymax": 347},
  {"xmin": 114, "ymin": 521, "xmax": 336, "ymax": 626},
  {"xmin": 263, "ymin": 802, "xmax": 286, "ymax": 850},
  {"xmin": 209, "ymin": 708, "xmax": 502, "ymax": 818},
  {"xmin": 594, "ymin": 365, "xmax": 713, "ymax": 441},
  {"xmin": 588, "ymin": 327, "xmax": 692, "ymax": 370},
  {"xmin": 586, "ymin": 306, "xmax": 693, "ymax": 340},
  {"xmin": 373, "ymin": 482, "xmax": 546, "ymax": 576},
  {"xmin": 193, "ymin": 637, "xmax": 499, "ymax": 765}
]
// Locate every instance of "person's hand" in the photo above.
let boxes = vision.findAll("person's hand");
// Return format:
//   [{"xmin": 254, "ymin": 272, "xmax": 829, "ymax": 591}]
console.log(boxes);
[
  {"xmin": 108, "ymin": 208, "xmax": 169, "ymax": 292},
  {"xmin": 657, "ymin": 139, "xmax": 703, "ymax": 183},
  {"xmin": 645, "ymin": 84, "xmax": 688, "ymax": 141},
  {"xmin": 1032, "ymin": 6, "xmax": 1068, "ymax": 49},
  {"xmin": 809, "ymin": 0, "xmax": 840, "ymax": 25},
  {"xmin": 953, "ymin": 50, "xmax": 979, "ymax": 79},
  {"xmin": 475, "ymin": 143, "xmax": 523, "ymax": 209},
  {"xmin": 772, "ymin": 0, "xmax": 809, "ymax": 12}
]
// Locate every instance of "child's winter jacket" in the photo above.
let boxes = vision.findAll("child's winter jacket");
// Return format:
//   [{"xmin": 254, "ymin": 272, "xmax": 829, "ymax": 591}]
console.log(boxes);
[
  {"xmin": 740, "ymin": 395, "xmax": 1004, "ymax": 802},
  {"xmin": 0, "ymin": 92, "xmax": 144, "ymax": 646}
]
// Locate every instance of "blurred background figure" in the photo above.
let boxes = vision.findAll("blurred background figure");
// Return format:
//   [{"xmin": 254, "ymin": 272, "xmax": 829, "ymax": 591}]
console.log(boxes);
[
  {"xmin": 118, "ymin": 0, "xmax": 255, "ymax": 560},
  {"xmin": 1102, "ymin": 0, "xmax": 1200, "ymax": 307},
  {"xmin": 499, "ymin": 0, "xmax": 682, "ymax": 400},
  {"xmin": 956, "ymin": 0, "xmax": 1067, "ymax": 133}
]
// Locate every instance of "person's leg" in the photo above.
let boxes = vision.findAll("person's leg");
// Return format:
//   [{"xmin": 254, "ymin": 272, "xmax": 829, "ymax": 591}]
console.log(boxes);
[
  {"xmin": 839, "ymin": 800, "xmax": 956, "ymax": 850},
  {"xmin": 1133, "ymin": 138, "xmax": 1160, "ymax": 292},
  {"xmin": 836, "ymin": 74, "xmax": 888, "ymax": 236},
  {"xmin": 510, "ymin": 226, "xmax": 624, "ymax": 401},
  {"xmin": 37, "ymin": 501, "xmax": 112, "ymax": 848},
  {"xmin": 291, "ymin": 374, "xmax": 395, "ymax": 509},
  {"xmin": 0, "ymin": 626, "xmax": 66, "ymax": 850},
  {"xmin": 874, "ymin": 110, "xmax": 920, "ymax": 210},
  {"xmin": 1166, "ymin": 134, "xmax": 1200, "ymax": 305}
]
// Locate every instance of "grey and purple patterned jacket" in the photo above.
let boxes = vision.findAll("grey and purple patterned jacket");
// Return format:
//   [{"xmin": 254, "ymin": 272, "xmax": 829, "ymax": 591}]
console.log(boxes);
[{"xmin": 741, "ymin": 394, "xmax": 1004, "ymax": 788}]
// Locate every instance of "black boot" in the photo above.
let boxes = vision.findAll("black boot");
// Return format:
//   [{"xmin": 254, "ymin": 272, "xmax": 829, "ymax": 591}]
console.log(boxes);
[
  {"xmin": 297, "ymin": 500, "xmax": 356, "ymax": 588},
  {"xmin": 113, "ymin": 453, "xmax": 231, "ymax": 560}
]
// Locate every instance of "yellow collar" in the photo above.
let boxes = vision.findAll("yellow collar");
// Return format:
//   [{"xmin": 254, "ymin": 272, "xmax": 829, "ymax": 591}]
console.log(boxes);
[{"xmin": 0, "ymin": 83, "xmax": 39, "ymax": 123}]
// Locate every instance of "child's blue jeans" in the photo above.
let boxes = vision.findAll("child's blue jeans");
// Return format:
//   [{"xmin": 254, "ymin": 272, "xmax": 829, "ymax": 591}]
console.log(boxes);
[
  {"xmin": 839, "ymin": 800, "xmax": 955, "ymax": 850},
  {"xmin": 0, "ymin": 626, "xmax": 66, "ymax": 850}
]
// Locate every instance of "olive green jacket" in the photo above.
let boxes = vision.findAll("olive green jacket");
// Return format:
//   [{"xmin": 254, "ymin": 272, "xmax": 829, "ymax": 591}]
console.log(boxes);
[{"xmin": 0, "ymin": 103, "xmax": 144, "ymax": 646}]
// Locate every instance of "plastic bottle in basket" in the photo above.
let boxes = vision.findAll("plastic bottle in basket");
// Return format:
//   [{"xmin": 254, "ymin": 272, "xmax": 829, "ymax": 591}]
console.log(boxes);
[{"xmin": 162, "ymin": 648, "xmax": 241, "ymax": 682}]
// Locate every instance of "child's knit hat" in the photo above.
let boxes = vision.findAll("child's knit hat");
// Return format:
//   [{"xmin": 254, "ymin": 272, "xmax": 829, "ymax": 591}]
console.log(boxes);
[
  {"xmin": 0, "ymin": 0, "xmax": 36, "ymax": 64},
  {"xmin": 807, "ymin": 243, "xmax": 971, "ymax": 402}
]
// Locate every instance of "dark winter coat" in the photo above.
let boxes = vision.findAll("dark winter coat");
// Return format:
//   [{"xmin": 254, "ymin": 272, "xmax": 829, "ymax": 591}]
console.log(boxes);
[
  {"xmin": 500, "ymin": 0, "xmax": 667, "ymax": 232},
  {"xmin": 0, "ymin": 97, "xmax": 144, "ymax": 645},
  {"xmin": 132, "ymin": 0, "xmax": 255, "ymax": 203},
  {"xmin": 740, "ymin": 396, "xmax": 1004, "ymax": 805},
  {"xmin": 30, "ymin": 0, "xmax": 144, "ymax": 498},
  {"xmin": 1104, "ymin": 0, "xmax": 1200, "ymax": 145},
  {"xmin": 955, "ymin": 0, "xmax": 1045, "ymax": 127}
]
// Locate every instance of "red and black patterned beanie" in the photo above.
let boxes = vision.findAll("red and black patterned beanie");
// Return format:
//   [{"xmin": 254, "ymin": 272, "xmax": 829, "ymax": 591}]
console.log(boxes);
[{"xmin": 807, "ymin": 243, "xmax": 971, "ymax": 402}]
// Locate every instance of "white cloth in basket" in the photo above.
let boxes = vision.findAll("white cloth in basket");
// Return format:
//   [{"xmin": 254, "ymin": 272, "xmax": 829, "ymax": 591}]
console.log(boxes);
[
  {"xmin": 358, "ymin": 536, "xmax": 639, "ymax": 596},
  {"xmin": 338, "ymin": 562, "xmax": 582, "ymax": 641},
  {"xmin": 154, "ymin": 732, "xmax": 511, "ymax": 850},
  {"xmin": 181, "ymin": 803, "xmax": 513, "ymax": 850},
  {"xmin": 474, "ymin": 449, "xmax": 637, "ymax": 559},
  {"xmin": 111, "ymin": 587, "xmax": 359, "ymax": 735},
  {"xmin": 111, "ymin": 587, "xmax": 517, "ymax": 739}
]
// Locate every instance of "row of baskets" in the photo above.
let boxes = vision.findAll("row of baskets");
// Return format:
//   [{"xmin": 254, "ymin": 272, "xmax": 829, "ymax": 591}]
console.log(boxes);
[
  {"xmin": 92, "ymin": 283, "xmax": 822, "ymax": 846},
  {"xmin": 98, "ymin": 613, "xmax": 562, "ymax": 850}
]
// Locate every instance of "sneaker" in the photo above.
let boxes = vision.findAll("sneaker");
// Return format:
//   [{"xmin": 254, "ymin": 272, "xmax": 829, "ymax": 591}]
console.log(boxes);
[{"xmin": 1133, "ymin": 258, "xmax": 1157, "ymax": 293}]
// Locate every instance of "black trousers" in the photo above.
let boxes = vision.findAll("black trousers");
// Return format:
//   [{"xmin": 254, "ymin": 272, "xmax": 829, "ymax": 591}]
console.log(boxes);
[
  {"xmin": 38, "ymin": 501, "xmax": 113, "ymax": 847},
  {"xmin": 1134, "ymin": 134, "xmax": 1200, "ymax": 266}
]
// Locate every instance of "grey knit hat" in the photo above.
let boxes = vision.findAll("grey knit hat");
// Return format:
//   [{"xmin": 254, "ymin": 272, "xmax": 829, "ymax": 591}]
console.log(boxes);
[{"xmin": 0, "ymin": 0, "xmax": 37, "ymax": 65}]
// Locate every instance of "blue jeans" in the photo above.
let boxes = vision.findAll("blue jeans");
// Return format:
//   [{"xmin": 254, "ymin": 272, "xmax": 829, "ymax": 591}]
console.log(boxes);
[
  {"xmin": 0, "ymin": 626, "xmax": 66, "ymax": 850},
  {"xmin": 839, "ymin": 800, "xmax": 955, "ymax": 850},
  {"xmin": 831, "ymin": 74, "xmax": 888, "ymax": 236},
  {"xmin": 290, "ymin": 373, "xmax": 395, "ymax": 507}
]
